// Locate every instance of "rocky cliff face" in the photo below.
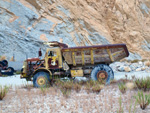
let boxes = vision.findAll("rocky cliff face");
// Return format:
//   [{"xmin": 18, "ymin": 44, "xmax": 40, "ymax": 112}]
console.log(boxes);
[{"xmin": 0, "ymin": 0, "xmax": 150, "ymax": 61}]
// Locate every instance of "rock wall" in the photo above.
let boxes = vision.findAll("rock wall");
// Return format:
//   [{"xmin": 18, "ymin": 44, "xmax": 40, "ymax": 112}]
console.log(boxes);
[{"xmin": 0, "ymin": 0, "xmax": 150, "ymax": 61}]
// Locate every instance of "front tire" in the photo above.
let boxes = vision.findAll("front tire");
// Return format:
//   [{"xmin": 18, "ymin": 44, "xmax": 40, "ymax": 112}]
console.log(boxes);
[
  {"xmin": 91, "ymin": 64, "xmax": 114, "ymax": 84},
  {"xmin": 33, "ymin": 71, "xmax": 50, "ymax": 87}
]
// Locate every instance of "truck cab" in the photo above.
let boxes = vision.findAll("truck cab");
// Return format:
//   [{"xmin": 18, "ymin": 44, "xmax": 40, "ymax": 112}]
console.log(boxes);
[{"xmin": 45, "ymin": 47, "xmax": 63, "ymax": 69}]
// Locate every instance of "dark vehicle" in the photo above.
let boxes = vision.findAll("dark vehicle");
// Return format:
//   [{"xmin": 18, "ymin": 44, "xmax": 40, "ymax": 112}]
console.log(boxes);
[{"xmin": 0, "ymin": 60, "xmax": 14, "ymax": 76}]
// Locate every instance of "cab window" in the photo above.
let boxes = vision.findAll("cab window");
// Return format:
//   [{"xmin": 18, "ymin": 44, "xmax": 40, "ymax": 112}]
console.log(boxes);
[{"xmin": 48, "ymin": 51, "xmax": 56, "ymax": 56}]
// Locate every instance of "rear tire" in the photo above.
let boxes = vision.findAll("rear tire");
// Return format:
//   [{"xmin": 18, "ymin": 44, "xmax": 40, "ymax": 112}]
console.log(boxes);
[
  {"xmin": 33, "ymin": 71, "xmax": 50, "ymax": 88},
  {"xmin": 91, "ymin": 64, "xmax": 114, "ymax": 84},
  {"xmin": 7, "ymin": 67, "xmax": 14, "ymax": 75}
]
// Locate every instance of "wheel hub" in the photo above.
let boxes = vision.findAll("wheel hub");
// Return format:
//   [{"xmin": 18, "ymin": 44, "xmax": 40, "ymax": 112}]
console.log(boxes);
[
  {"xmin": 37, "ymin": 77, "xmax": 46, "ymax": 86},
  {"xmin": 97, "ymin": 71, "xmax": 108, "ymax": 81}
]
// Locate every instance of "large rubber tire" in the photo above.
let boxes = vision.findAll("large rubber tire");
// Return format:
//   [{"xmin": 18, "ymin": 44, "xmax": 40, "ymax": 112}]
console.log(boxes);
[
  {"xmin": 6, "ymin": 67, "xmax": 14, "ymax": 75},
  {"xmin": 2, "ymin": 60, "xmax": 8, "ymax": 67},
  {"xmin": 33, "ymin": 71, "xmax": 51, "ymax": 88},
  {"xmin": 0, "ymin": 62, "xmax": 4, "ymax": 69},
  {"xmin": 91, "ymin": 64, "xmax": 114, "ymax": 84}
]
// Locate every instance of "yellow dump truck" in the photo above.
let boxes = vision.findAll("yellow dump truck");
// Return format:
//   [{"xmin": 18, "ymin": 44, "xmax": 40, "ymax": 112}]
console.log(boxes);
[{"xmin": 21, "ymin": 41, "xmax": 129, "ymax": 87}]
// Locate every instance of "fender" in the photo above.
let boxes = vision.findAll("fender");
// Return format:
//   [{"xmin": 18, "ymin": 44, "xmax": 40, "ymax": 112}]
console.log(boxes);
[{"xmin": 33, "ymin": 68, "xmax": 52, "ymax": 79}]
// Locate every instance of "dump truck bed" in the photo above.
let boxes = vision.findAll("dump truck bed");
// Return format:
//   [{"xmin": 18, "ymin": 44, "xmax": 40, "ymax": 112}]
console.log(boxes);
[{"xmin": 62, "ymin": 44, "xmax": 129, "ymax": 66}]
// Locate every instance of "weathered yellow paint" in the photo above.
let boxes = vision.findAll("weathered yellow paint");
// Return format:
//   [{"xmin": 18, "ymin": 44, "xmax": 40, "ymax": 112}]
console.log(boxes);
[
  {"xmin": 112, "ymin": 50, "xmax": 124, "ymax": 56},
  {"xmin": 90, "ymin": 49, "xmax": 94, "ymax": 64},
  {"xmin": 20, "ymin": 61, "xmax": 27, "ymax": 78},
  {"xmin": 45, "ymin": 47, "xmax": 63, "ymax": 68},
  {"xmin": 71, "ymin": 70, "xmax": 83, "ymax": 77},
  {"xmin": 72, "ymin": 52, "xmax": 76, "ymax": 66},
  {"xmin": 81, "ymin": 50, "xmax": 85, "ymax": 65},
  {"xmin": 107, "ymin": 49, "xmax": 114, "ymax": 62},
  {"xmin": 37, "ymin": 76, "xmax": 46, "ymax": 85}
]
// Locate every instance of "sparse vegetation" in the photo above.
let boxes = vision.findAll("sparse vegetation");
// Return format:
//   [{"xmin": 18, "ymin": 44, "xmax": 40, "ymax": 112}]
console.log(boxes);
[
  {"xmin": 134, "ymin": 91, "xmax": 150, "ymax": 110},
  {"xmin": 91, "ymin": 84, "xmax": 104, "ymax": 93},
  {"xmin": 0, "ymin": 85, "xmax": 9, "ymax": 100},
  {"xmin": 135, "ymin": 77, "xmax": 150, "ymax": 91},
  {"xmin": 40, "ymin": 86, "xmax": 48, "ymax": 96},
  {"xmin": 15, "ymin": 70, "xmax": 21, "ymax": 75},
  {"xmin": 118, "ymin": 82, "xmax": 127, "ymax": 94},
  {"xmin": 22, "ymin": 82, "xmax": 33, "ymax": 91},
  {"xmin": 117, "ymin": 96, "xmax": 123, "ymax": 113},
  {"xmin": 57, "ymin": 80, "xmax": 73, "ymax": 98},
  {"xmin": 73, "ymin": 83, "xmax": 81, "ymax": 92},
  {"xmin": 1, "ymin": 75, "xmax": 8, "ymax": 77}
]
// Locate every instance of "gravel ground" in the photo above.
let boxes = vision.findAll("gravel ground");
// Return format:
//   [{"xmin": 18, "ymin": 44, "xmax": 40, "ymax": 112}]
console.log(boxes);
[
  {"xmin": 0, "ymin": 84, "xmax": 150, "ymax": 113},
  {"xmin": 0, "ymin": 71, "xmax": 150, "ymax": 113}
]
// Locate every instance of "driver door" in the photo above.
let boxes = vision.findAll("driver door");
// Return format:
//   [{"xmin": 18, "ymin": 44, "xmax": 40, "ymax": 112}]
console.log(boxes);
[{"xmin": 47, "ymin": 50, "xmax": 59, "ymax": 69}]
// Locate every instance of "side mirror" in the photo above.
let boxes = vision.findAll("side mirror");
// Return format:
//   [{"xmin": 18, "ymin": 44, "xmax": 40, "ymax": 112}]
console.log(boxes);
[{"xmin": 38, "ymin": 48, "xmax": 42, "ymax": 57}]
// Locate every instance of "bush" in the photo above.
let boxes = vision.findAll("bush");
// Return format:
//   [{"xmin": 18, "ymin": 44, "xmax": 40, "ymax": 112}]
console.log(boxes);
[
  {"xmin": 0, "ymin": 85, "xmax": 9, "ymax": 100},
  {"xmin": 135, "ymin": 77, "xmax": 150, "ymax": 92},
  {"xmin": 134, "ymin": 91, "xmax": 150, "ymax": 110},
  {"xmin": 118, "ymin": 82, "xmax": 127, "ymax": 94}
]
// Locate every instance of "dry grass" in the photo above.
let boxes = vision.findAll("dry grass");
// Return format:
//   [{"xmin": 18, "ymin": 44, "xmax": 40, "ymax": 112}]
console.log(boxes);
[
  {"xmin": 73, "ymin": 83, "xmax": 81, "ymax": 92},
  {"xmin": 0, "ymin": 85, "xmax": 9, "ymax": 100},
  {"xmin": 92, "ymin": 84, "xmax": 104, "ymax": 93}
]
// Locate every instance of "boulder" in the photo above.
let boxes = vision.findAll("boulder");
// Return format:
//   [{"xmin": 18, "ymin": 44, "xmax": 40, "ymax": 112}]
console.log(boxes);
[
  {"xmin": 136, "ymin": 68, "xmax": 141, "ymax": 71},
  {"xmin": 144, "ymin": 61, "xmax": 150, "ymax": 67},
  {"xmin": 125, "ymin": 82, "xmax": 135, "ymax": 90},
  {"xmin": 124, "ymin": 66, "xmax": 131, "ymax": 72},
  {"xmin": 141, "ymin": 66, "xmax": 146, "ymax": 71},
  {"xmin": 130, "ymin": 63, "xmax": 138, "ymax": 71},
  {"xmin": 117, "ymin": 66, "xmax": 125, "ymax": 72}
]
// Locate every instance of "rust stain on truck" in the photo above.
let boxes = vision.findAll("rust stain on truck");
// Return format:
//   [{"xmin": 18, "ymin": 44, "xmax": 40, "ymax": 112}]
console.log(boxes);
[{"xmin": 21, "ymin": 41, "xmax": 129, "ymax": 87}]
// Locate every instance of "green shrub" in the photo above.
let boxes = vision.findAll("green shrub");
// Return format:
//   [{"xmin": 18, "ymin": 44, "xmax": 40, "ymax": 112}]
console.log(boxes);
[
  {"xmin": 0, "ymin": 85, "xmax": 9, "ymax": 100},
  {"xmin": 118, "ymin": 82, "xmax": 127, "ymax": 94},
  {"xmin": 134, "ymin": 91, "xmax": 150, "ymax": 110},
  {"xmin": 135, "ymin": 77, "xmax": 150, "ymax": 92}
]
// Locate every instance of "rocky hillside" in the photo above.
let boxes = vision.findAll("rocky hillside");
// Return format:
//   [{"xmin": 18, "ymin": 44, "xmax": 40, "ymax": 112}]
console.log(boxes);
[{"xmin": 0, "ymin": 0, "xmax": 150, "ymax": 61}]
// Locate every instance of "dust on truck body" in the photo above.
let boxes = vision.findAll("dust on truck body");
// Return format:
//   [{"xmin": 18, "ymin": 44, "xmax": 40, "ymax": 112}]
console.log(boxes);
[{"xmin": 21, "ymin": 41, "xmax": 129, "ymax": 87}]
